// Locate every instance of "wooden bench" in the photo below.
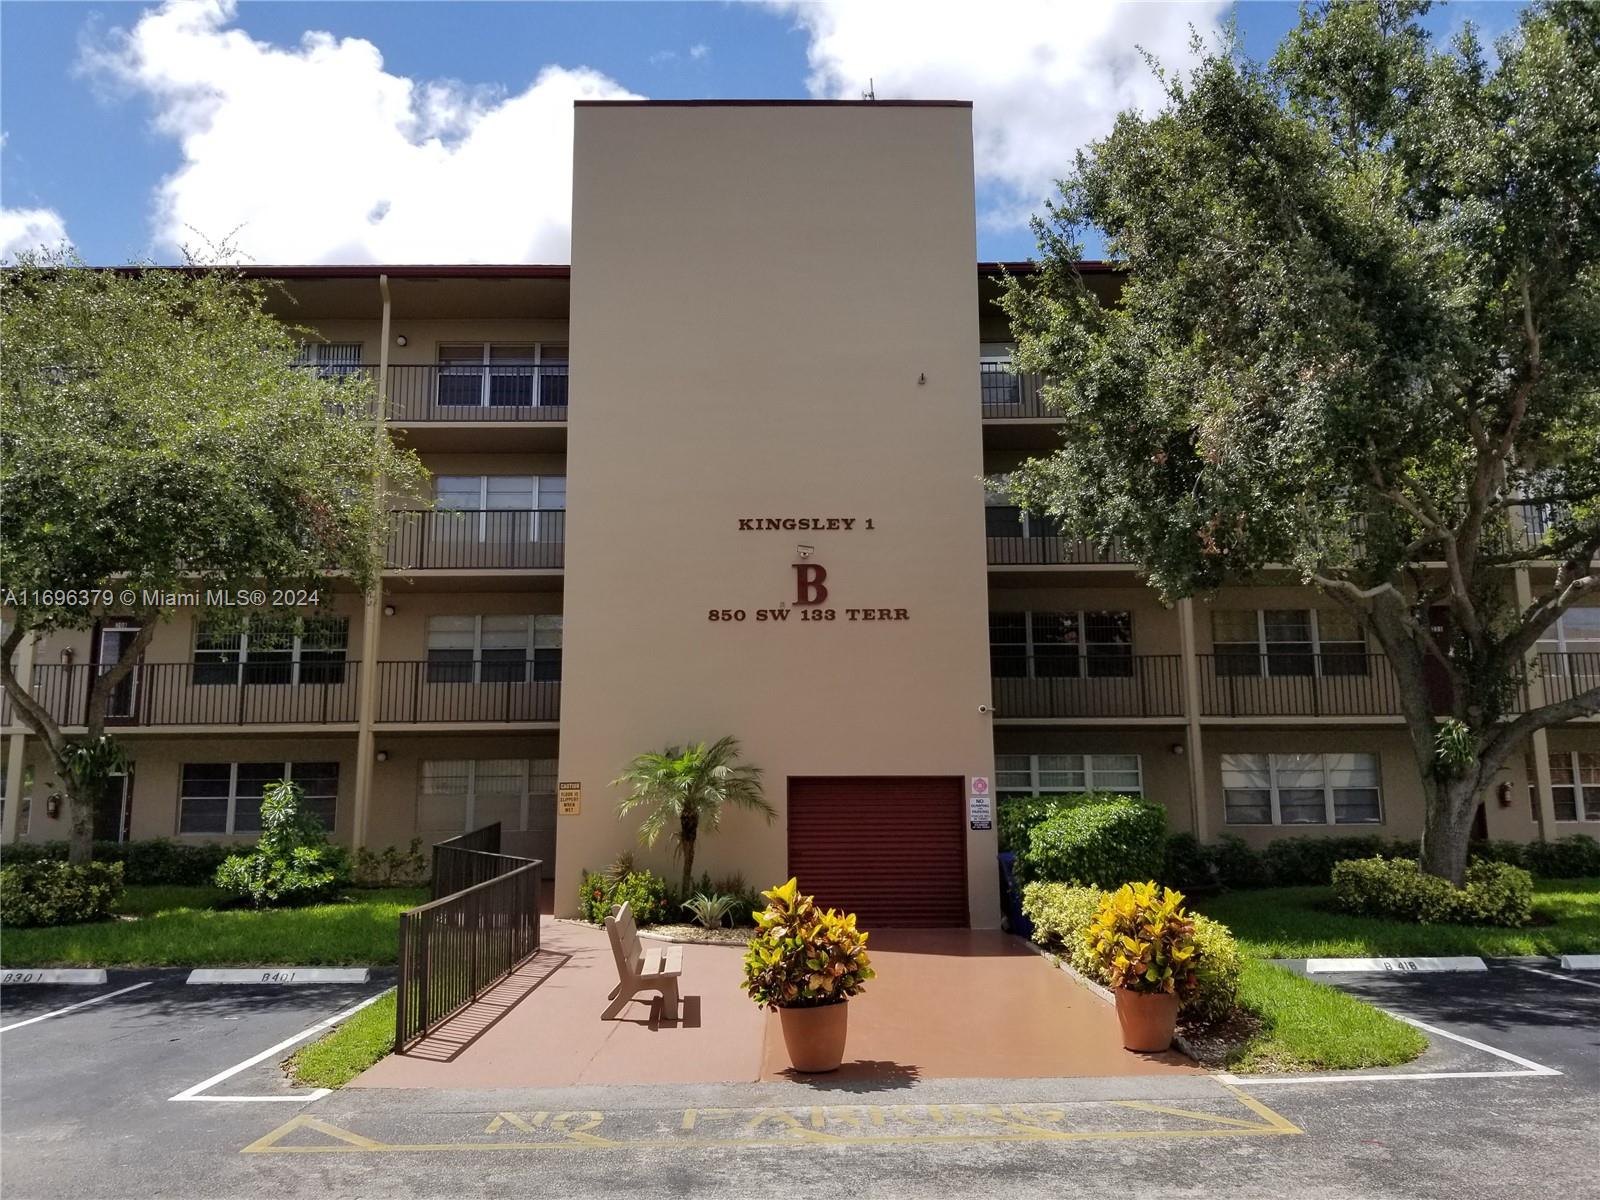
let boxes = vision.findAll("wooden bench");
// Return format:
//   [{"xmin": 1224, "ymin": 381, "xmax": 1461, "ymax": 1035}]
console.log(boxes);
[{"xmin": 602, "ymin": 901, "xmax": 682, "ymax": 1020}]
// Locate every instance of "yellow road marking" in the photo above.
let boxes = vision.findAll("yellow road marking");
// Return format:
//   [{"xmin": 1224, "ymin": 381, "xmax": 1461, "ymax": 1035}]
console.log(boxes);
[{"xmin": 242, "ymin": 1086, "xmax": 1303, "ymax": 1156}]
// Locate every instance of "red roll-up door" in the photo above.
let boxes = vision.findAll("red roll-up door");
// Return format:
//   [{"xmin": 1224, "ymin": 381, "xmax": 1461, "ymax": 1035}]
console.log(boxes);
[{"xmin": 787, "ymin": 776, "xmax": 968, "ymax": 928}]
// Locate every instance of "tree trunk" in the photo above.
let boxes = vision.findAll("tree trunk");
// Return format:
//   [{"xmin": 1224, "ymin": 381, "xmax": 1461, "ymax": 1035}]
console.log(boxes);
[
  {"xmin": 1419, "ymin": 776, "xmax": 1478, "ymax": 887},
  {"xmin": 66, "ymin": 777, "xmax": 97, "ymax": 865},
  {"xmin": 679, "ymin": 809, "xmax": 698, "ymax": 899}
]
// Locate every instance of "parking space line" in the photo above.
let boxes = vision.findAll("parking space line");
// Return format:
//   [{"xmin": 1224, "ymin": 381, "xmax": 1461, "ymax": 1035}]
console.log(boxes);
[
  {"xmin": 0, "ymin": 982, "xmax": 153, "ymax": 1033},
  {"xmin": 1514, "ymin": 964, "xmax": 1600, "ymax": 991},
  {"xmin": 170, "ymin": 990, "xmax": 389, "ymax": 1104},
  {"xmin": 1219, "ymin": 1009, "xmax": 1562, "ymax": 1086}
]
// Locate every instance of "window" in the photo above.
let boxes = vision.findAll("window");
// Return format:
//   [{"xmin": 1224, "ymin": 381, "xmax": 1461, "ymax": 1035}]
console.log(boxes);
[
  {"xmin": 433, "ymin": 475, "xmax": 566, "ymax": 542},
  {"xmin": 178, "ymin": 761, "xmax": 338, "ymax": 834},
  {"xmin": 1221, "ymin": 752, "xmax": 1382, "ymax": 825},
  {"xmin": 425, "ymin": 614, "xmax": 562, "ymax": 683},
  {"xmin": 193, "ymin": 615, "xmax": 349, "ymax": 686},
  {"xmin": 437, "ymin": 344, "xmax": 568, "ymax": 409},
  {"xmin": 1548, "ymin": 751, "xmax": 1600, "ymax": 822},
  {"xmin": 417, "ymin": 758, "xmax": 557, "ymax": 832},
  {"xmin": 994, "ymin": 753, "xmax": 1143, "ymax": 796},
  {"xmin": 989, "ymin": 611, "xmax": 1133, "ymax": 678},
  {"xmin": 980, "ymin": 353, "xmax": 1021, "ymax": 407},
  {"xmin": 294, "ymin": 342, "xmax": 364, "ymax": 377},
  {"xmin": 1212, "ymin": 610, "xmax": 1367, "ymax": 677},
  {"xmin": 1536, "ymin": 610, "xmax": 1600, "ymax": 658},
  {"xmin": 983, "ymin": 485, "xmax": 1061, "ymax": 540}
]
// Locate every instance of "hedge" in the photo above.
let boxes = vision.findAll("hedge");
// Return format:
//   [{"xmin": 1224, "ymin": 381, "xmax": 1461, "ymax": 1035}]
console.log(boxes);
[
  {"xmin": 1021, "ymin": 880, "xmax": 1241, "ymax": 1024},
  {"xmin": 0, "ymin": 861, "xmax": 126, "ymax": 927},
  {"xmin": 998, "ymin": 791, "xmax": 1143, "ymax": 855},
  {"xmin": 0, "ymin": 839, "xmax": 241, "ymax": 886},
  {"xmin": 1331, "ymin": 857, "xmax": 1534, "ymax": 926},
  {"xmin": 1020, "ymin": 799, "xmax": 1167, "ymax": 889}
]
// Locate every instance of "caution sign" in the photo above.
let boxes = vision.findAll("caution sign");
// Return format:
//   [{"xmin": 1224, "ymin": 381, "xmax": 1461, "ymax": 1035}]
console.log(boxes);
[{"xmin": 558, "ymin": 782, "xmax": 582, "ymax": 816}]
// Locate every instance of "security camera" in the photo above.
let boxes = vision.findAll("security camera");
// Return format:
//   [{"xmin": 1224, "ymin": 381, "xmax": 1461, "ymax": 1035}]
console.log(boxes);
[{"xmin": 977, "ymin": 704, "xmax": 992, "ymax": 715}]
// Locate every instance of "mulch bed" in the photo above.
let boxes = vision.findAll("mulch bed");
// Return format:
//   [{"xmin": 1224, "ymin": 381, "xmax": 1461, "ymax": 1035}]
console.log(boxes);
[{"xmin": 1177, "ymin": 1009, "xmax": 1265, "ymax": 1069}]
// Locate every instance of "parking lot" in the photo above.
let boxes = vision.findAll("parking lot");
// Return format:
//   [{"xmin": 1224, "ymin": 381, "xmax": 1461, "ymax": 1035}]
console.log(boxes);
[{"xmin": 1, "ymin": 959, "xmax": 1596, "ymax": 1200}]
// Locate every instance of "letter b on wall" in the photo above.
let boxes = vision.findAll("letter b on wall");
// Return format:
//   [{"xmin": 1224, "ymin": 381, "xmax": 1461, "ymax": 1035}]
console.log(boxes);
[{"xmin": 794, "ymin": 563, "xmax": 828, "ymax": 606}]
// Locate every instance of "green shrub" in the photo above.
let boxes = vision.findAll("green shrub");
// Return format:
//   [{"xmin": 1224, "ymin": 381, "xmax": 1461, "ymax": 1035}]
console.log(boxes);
[
  {"xmin": 1468, "ymin": 840, "xmax": 1527, "ymax": 867},
  {"xmin": 1020, "ymin": 798, "xmax": 1166, "ymax": 888},
  {"xmin": 1021, "ymin": 881, "xmax": 1108, "ymax": 983},
  {"xmin": 742, "ymin": 878, "xmax": 873, "ymax": 1009},
  {"xmin": 353, "ymin": 839, "xmax": 429, "ymax": 887},
  {"xmin": 1522, "ymin": 834, "xmax": 1600, "ymax": 879},
  {"xmin": 578, "ymin": 869, "xmax": 612, "ymax": 923},
  {"xmin": 1262, "ymin": 835, "xmax": 1390, "ymax": 886},
  {"xmin": 0, "ymin": 839, "xmax": 241, "ymax": 885},
  {"xmin": 1188, "ymin": 914, "xmax": 1244, "ymax": 1024},
  {"xmin": 610, "ymin": 870, "xmax": 671, "ymax": 926},
  {"xmin": 0, "ymin": 861, "xmax": 125, "ymax": 927},
  {"xmin": 1162, "ymin": 833, "xmax": 1216, "ymax": 894},
  {"xmin": 998, "ymin": 791, "xmax": 1145, "ymax": 855},
  {"xmin": 1210, "ymin": 834, "xmax": 1270, "ymax": 889},
  {"xmin": 214, "ymin": 781, "xmax": 351, "ymax": 908},
  {"xmin": 1332, "ymin": 857, "xmax": 1533, "ymax": 926}
]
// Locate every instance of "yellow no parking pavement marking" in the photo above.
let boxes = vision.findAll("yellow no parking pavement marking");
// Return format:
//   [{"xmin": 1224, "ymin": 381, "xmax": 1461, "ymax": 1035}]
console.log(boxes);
[{"xmin": 242, "ymin": 1083, "xmax": 1302, "ymax": 1155}]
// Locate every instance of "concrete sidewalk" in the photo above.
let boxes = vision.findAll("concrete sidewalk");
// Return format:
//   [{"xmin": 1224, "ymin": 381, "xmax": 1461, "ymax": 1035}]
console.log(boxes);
[{"xmin": 353, "ymin": 918, "xmax": 1195, "ymax": 1089}]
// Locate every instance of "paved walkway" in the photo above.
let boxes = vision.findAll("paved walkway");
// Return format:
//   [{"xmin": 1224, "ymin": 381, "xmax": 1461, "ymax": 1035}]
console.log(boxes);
[{"xmin": 353, "ymin": 919, "xmax": 1195, "ymax": 1089}]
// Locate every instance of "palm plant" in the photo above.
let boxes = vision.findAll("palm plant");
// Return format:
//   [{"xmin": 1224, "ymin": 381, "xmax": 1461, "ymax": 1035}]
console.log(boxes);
[{"xmin": 613, "ymin": 736, "xmax": 774, "ymax": 897}]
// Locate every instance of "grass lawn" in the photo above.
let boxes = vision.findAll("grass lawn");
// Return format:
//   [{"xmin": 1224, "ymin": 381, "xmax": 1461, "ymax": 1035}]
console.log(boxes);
[
  {"xmin": 1195, "ymin": 878, "xmax": 1600, "ymax": 959},
  {"xmin": 287, "ymin": 991, "xmax": 396, "ymax": 1088},
  {"xmin": 0, "ymin": 886, "xmax": 426, "ymax": 967},
  {"xmin": 1221, "ymin": 959, "xmax": 1427, "ymax": 1072}
]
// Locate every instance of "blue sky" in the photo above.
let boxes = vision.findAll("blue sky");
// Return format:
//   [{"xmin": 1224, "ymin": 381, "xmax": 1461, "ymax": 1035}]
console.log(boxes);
[{"xmin": 0, "ymin": 1, "xmax": 1526, "ymax": 265}]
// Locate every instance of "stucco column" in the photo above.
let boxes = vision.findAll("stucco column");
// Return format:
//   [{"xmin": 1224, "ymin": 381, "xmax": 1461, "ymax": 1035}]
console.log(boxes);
[
  {"xmin": 350, "ymin": 276, "xmax": 393, "ymax": 850},
  {"xmin": 1513, "ymin": 567, "xmax": 1559, "ymax": 840},
  {"xmin": 1177, "ymin": 598, "xmax": 1208, "ymax": 840},
  {"xmin": 3, "ymin": 634, "xmax": 37, "ymax": 844}
]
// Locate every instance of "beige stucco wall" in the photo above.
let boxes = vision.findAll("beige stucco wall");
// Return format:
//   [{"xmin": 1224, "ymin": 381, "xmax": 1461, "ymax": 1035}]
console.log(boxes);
[{"xmin": 561, "ymin": 101, "xmax": 999, "ymax": 924}]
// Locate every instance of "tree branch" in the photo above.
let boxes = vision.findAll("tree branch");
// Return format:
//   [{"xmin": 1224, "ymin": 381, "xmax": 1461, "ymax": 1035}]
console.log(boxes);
[
  {"xmin": 0, "ymin": 625, "xmax": 69, "ymax": 760},
  {"xmin": 83, "ymin": 616, "xmax": 159, "ymax": 738}
]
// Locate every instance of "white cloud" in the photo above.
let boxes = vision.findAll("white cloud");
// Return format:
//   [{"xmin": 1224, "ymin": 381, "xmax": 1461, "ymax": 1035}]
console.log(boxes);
[
  {"xmin": 768, "ymin": 0, "xmax": 1226, "ymax": 230},
  {"xmin": 688, "ymin": 43, "xmax": 711, "ymax": 61},
  {"xmin": 81, "ymin": 0, "xmax": 640, "ymax": 263},
  {"xmin": 0, "ymin": 208, "xmax": 71, "ymax": 259}
]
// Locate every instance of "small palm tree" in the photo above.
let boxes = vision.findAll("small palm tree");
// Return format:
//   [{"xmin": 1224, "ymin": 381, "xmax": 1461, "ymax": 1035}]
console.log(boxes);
[{"xmin": 613, "ymin": 736, "xmax": 774, "ymax": 897}]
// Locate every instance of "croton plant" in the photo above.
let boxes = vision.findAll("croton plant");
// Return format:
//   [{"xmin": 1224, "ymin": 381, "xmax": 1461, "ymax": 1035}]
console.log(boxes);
[
  {"xmin": 741, "ymin": 877, "xmax": 874, "ymax": 1010},
  {"xmin": 1087, "ymin": 881, "xmax": 1200, "ymax": 998}
]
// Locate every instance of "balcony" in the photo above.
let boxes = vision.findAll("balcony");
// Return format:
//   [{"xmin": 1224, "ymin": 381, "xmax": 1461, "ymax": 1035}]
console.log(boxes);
[
  {"xmin": 7, "ymin": 662, "xmax": 361, "ymax": 728},
  {"xmin": 985, "ymin": 507, "xmax": 1133, "ymax": 566},
  {"xmin": 1533, "ymin": 651, "xmax": 1600, "ymax": 708},
  {"xmin": 979, "ymin": 364, "xmax": 1050, "ymax": 420},
  {"xmin": 386, "ymin": 509, "xmax": 565, "ymax": 571},
  {"xmin": 386, "ymin": 363, "xmax": 568, "ymax": 423},
  {"xmin": 991, "ymin": 655, "xmax": 1184, "ymax": 719},
  {"xmin": 1199, "ymin": 653, "xmax": 1403, "ymax": 718},
  {"xmin": 374, "ymin": 661, "xmax": 560, "ymax": 724}
]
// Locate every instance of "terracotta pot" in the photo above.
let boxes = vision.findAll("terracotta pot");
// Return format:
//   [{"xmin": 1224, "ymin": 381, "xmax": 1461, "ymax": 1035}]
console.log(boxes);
[
  {"xmin": 1114, "ymin": 988, "xmax": 1179, "ymax": 1052},
  {"xmin": 778, "ymin": 1001, "xmax": 849, "ymax": 1072}
]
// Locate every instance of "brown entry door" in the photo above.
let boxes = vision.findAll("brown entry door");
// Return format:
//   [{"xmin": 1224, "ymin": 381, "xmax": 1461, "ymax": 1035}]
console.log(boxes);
[{"xmin": 787, "ymin": 776, "xmax": 968, "ymax": 928}]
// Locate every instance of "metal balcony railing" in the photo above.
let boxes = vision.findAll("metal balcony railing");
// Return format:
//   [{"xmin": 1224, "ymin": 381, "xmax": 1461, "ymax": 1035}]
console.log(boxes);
[
  {"xmin": 386, "ymin": 509, "xmax": 565, "ymax": 570},
  {"xmin": 1199, "ymin": 653, "xmax": 1403, "ymax": 717},
  {"xmin": 375, "ymin": 661, "xmax": 561, "ymax": 723},
  {"xmin": 6, "ymin": 662, "xmax": 361, "ymax": 727},
  {"xmin": 979, "ymin": 364, "xmax": 1051, "ymax": 419},
  {"xmin": 991, "ymin": 654, "xmax": 1184, "ymax": 718},
  {"xmin": 386, "ymin": 363, "xmax": 569, "ymax": 422},
  {"xmin": 985, "ymin": 507, "xmax": 1133, "ymax": 565}
]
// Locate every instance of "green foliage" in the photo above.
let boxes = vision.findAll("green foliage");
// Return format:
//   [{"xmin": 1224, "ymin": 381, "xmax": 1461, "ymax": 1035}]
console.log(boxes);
[
  {"xmin": 742, "ymin": 878, "xmax": 874, "ymax": 1010},
  {"xmin": 998, "ymin": 791, "xmax": 1140, "ymax": 855},
  {"xmin": 1523, "ymin": 835, "xmax": 1600, "ymax": 879},
  {"xmin": 613, "ymin": 736, "xmax": 774, "ymax": 896},
  {"xmin": 1188, "ymin": 915, "xmax": 1244, "ymax": 1025},
  {"xmin": 214, "ymin": 781, "xmax": 351, "ymax": 908},
  {"xmin": 609, "ymin": 870, "xmax": 671, "ymax": 927},
  {"xmin": 1161, "ymin": 832, "xmax": 1216, "ymax": 894},
  {"xmin": 1332, "ymin": 857, "xmax": 1534, "ymax": 926},
  {"xmin": 0, "ymin": 861, "xmax": 124, "ymax": 927},
  {"xmin": 0, "ymin": 839, "xmax": 239, "ymax": 885},
  {"xmin": 353, "ymin": 839, "xmax": 429, "ymax": 888},
  {"xmin": 681, "ymin": 893, "xmax": 741, "ymax": 929},
  {"xmin": 1021, "ymin": 881, "xmax": 1108, "ymax": 983},
  {"xmin": 578, "ymin": 870, "xmax": 613, "ymax": 924},
  {"xmin": 1019, "ymin": 798, "xmax": 1166, "ymax": 888},
  {"xmin": 289, "ymin": 991, "xmax": 397, "ymax": 1088},
  {"xmin": 999, "ymin": 1, "xmax": 1600, "ymax": 886},
  {"xmin": 1210, "ymin": 835, "xmax": 1271, "ymax": 890},
  {"xmin": 1086, "ymin": 881, "xmax": 1199, "ymax": 997}
]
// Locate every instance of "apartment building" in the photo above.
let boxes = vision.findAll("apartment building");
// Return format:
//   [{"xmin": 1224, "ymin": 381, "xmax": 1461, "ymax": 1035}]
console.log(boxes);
[{"xmin": 2, "ymin": 101, "xmax": 1596, "ymax": 928}]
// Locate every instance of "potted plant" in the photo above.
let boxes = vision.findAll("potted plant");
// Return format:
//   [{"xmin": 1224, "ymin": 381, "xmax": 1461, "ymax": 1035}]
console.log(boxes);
[
  {"xmin": 741, "ymin": 878, "xmax": 875, "ymax": 1072},
  {"xmin": 1087, "ymin": 881, "xmax": 1199, "ymax": 1052}
]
